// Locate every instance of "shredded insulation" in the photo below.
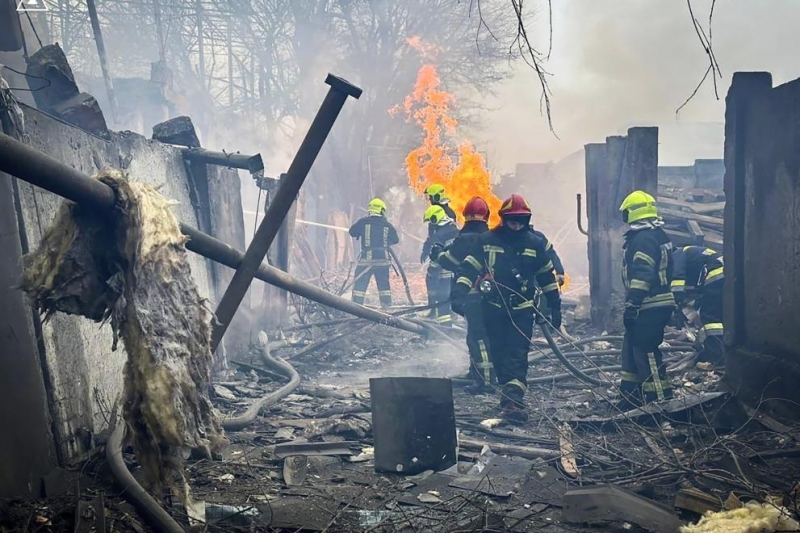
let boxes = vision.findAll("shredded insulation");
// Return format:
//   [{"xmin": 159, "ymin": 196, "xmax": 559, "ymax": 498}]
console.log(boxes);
[
  {"xmin": 680, "ymin": 501, "xmax": 800, "ymax": 533},
  {"xmin": 21, "ymin": 169, "xmax": 225, "ymax": 496}
]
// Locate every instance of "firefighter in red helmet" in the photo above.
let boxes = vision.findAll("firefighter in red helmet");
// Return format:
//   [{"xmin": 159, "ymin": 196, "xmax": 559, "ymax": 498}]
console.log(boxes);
[
  {"xmin": 430, "ymin": 197, "xmax": 494, "ymax": 393},
  {"xmin": 453, "ymin": 194, "xmax": 562, "ymax": 423}
]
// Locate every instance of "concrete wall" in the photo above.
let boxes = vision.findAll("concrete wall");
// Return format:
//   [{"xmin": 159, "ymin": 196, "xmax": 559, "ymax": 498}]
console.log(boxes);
[
  {"xmin": 584, "ymin": 127, "xmax": 659, "ymax": 332},
  {"xmin": 724, "ymin": 72, "xmax": 800, "ymax": 419},
  {"xmin": 10, "ymin": 105, "xmax": 245, "ymax": 463}
]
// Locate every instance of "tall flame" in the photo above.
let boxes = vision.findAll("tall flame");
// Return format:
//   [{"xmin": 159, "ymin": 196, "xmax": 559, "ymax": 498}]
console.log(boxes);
[{"xmin": 390, "ymin": 38, "xmax": 503, "ymax": 227}]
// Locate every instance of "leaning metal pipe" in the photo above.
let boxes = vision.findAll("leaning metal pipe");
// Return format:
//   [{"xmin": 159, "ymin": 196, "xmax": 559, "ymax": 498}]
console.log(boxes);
[
  {"xmin": 211, "ymin": 75, "xmax": 363, "ymax": 352},
  {"xmin": 222, "ymin": 333, "xmax": 300, "ymax": 431},
  {"xmin": 0, "ymin": 133, "xmax": 425, "ymax": 336}
]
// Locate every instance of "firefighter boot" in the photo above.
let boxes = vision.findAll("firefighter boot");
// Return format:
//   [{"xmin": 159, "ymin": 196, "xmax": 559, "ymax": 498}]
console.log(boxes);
[
  {"xmin": 614, "ymin": 381, "xmax": 644, "ymax": 413},
  {"xmin": 499, "ymin": 383, "xmax": 528, "ymax": 425}
]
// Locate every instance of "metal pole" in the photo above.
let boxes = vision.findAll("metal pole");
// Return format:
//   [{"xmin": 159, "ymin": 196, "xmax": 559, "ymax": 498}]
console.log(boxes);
[
  {"xmin": 0, "ymin": 133, "xmax": 425, "ymax": 336},
  {"xmin": 210, "ymin": 74, "xmax": 362, "ymax": 352},
  {"xmin": 576, "ymin": 193, "xmax": 589, "ymax": 236},
  {"xmin": 86, "ymin": 0, "xmax": 118, "ymax": 123},
  {"xmin": 180, "ymin": 147, "xmax": 263, "ymax": 173}
]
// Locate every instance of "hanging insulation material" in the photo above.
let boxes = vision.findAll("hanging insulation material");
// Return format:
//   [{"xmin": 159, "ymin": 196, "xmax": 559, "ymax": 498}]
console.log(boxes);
[{"xmin": 21, "ymin": 169, "xmax": 225, "ymax": 497}]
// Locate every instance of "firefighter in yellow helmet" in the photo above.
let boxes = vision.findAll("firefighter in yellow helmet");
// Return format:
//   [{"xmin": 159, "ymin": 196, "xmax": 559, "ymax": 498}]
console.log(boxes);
[
  {"xmin": 671, "ymin": 246, "xmax": 725, "ymax": 366},
  {"xmin": 424, "ymin": 184, "xmax": 457, "ymax": 224},
  {"xmin": 421, "ymin": 205, "xmax": 458, "ymax": 325},
  {"xmin": 348, "ymin": 198, "xmax": 399, "ymax": 307},
  {"xmin": 618, "ymin": 190, "xmax": 676, "ymax": 409}
]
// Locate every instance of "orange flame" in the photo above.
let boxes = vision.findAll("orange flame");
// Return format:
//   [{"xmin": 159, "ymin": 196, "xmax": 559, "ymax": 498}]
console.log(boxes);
[{"xmin": 391, "ymin": 38, "xmax": 503, "ymax": 227}]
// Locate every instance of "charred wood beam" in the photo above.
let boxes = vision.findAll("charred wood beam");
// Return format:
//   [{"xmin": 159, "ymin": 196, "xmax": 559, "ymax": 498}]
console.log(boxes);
[
  {"xmin": 0, "ymin": 132, "xmax": 426, "ymax": 337},
  {"xmin": 686, "ymin": 219, "xmax": 705, "ymax": 245}
]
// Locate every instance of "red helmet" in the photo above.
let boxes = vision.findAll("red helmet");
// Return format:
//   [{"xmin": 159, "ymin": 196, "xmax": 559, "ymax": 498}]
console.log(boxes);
[
  {"xmin": 463, "ymin": 196, "xmax": 490, "ymax": 221},
  {"xmin": 498, "ymin": 194, "xmax": 532, "ymax": 217}
]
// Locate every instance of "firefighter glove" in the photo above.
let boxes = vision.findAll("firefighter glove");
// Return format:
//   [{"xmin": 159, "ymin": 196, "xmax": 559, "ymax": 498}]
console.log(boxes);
[
  {"xmin": 557, "ymin": 274, "xmax": 566, "ymax": 287},
  {"xmin": 550, "ymin": 306, "xmax": 562, "ymax": 330},
  {"xmin": 429, "ymin": 242, "xmax": 444, "ymax": 262},
  {"xmin": 623, "ymin": 305, "xmax": 639, "ymax": 330}
]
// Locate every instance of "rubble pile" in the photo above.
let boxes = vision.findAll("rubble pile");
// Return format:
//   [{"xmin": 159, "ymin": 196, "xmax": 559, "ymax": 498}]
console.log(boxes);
[
  {"xmin": 658, "ymin": 188, "xmax": 725, "ymax": 252},
  {"xmin": 20, "ymin": 169, "xmax": 225, "ymax": 496}
]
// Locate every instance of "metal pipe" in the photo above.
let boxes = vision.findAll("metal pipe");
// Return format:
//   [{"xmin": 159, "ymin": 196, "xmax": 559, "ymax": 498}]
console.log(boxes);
[
  {"xmin": 0, "ymin": 132, "xmax": 426, "ymax": 337},
  {"xmin": 180, "ymin": 147, "xmax": 264, "ymax": 174},
  {"xmin": 577, "ymin": 193, "xmax": 589, "ymax": 236},
  {"xmin": 86, "ymin": 0, "xmax": 118, "ymax": 123},
  {"xmin": 210, "ymin": 74, "xmax": 362, "ymax": 352}
]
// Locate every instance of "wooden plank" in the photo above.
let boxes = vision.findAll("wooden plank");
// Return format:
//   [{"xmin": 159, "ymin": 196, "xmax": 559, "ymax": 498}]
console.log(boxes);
[
  {"xmin": 660, "ymin": 207, "xmax": 723, "ymax": 230},
  {"xmin": 664, "ymin": 229, "xmax": 695, "ymax": 248},
  {"xmin": 690, "ymin": 201, "xmax": 725, "ymax": 215},
  {"xmin": 686, "ymin": 219, "xmax": 705, "ymax": 245},
  {"xmin": 674, "ymin": 487, "xmax": 722, "ymax": 514},
  {"xmin": 559, "ymin": 424, "xmax": 579, "ymax": 478}
]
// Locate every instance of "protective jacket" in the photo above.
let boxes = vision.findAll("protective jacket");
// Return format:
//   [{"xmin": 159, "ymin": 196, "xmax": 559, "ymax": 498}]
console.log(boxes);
[
  {"xmin": 530, "ymin": 228, "xmax": 565, "ymax": 276},
  {"xmin": 349, "ymin": 214, "xmax": 399, "ymax": 265},
  {"xmin": 622, "ymin": 220, "xmax": 675, "ymax": 312},
  {"xmin": 434, "ymin": 220, "xmax": 489, "ymax": 272},
  {"xmin": 454, "ymin": 225, "xmax": 560, "ymax": 310},
  {"xmin": 671, "ymin": 246, "xmax": 724, "ymax": 297},
  {"xmin": 422, "ymin": 222, "xmax": 459, "ymax": 261}
]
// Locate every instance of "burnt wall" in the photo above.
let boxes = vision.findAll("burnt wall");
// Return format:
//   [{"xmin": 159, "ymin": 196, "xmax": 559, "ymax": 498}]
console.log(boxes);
[
  {"xmin": 9, "ymin": 105, "xmax": 245, "ymax": 464},
  {"xmin": 724, "ymin": 72, "xmax": 800, "ymax": 419},
  {"xmin": 583, "ymin": 127, "xmax": 659, "ymax": 332}
]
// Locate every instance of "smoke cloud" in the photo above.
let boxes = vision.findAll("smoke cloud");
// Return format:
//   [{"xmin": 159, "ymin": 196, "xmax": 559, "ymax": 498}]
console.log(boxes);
[{"xmin": 473, "ymin": 0, "xmax": 800, "ymax": 171}]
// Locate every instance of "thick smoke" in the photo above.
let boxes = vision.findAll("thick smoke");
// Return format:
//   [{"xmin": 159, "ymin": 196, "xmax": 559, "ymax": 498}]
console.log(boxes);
[{"xmin": 475, "ymin": 0, "xmax": 800, "ymax": 171}]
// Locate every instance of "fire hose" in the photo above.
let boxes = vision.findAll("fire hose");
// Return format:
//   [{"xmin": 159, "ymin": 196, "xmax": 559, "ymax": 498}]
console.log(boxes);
[{"xmin": 222, "ymin": 334, "xmax": 301, "ymax": 431}]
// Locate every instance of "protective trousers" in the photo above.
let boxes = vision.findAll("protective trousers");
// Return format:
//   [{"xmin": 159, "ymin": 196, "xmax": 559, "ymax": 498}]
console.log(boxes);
[
  {"xmin": 484, "ymin": 305, "xmax": 534, "ymax": 408},
  {"xmin": 426, "ymin": 265, "xmax": 453, "ymax": 325},
  {"xmin": 620, "ymin": 306, "xmax": 674, "ymax": 406},
  {"xmin": 463, "ymin": 296, "xmax": 494, "ymax": 386},
  {"xmin": 697, "ymin": 279, "xmax": 724, "ymax": 365},
  {"xmin": 352, "ymin": 264, "xmax": 392, "ymax": 307}
]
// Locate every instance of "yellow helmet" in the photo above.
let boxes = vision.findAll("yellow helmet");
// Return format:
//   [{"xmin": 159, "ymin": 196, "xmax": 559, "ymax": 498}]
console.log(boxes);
[
  {"xmin": 367, "ymin": 197, "xmax": 386, "ymax": 215},
  {"xmin": 424, "ymin": 184, "xmax": 447, "ymax": 204},
  {"xmin": 423, "ymin": 205, "xmax": 450, "ymax": 225},
  {"xmin": 619, "ymin": 190, "xmax": 658, "ymax": 223}
]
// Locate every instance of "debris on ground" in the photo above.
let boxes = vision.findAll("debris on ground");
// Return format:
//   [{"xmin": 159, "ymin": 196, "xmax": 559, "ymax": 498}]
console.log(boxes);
[{"xmin": 20, "ymin": 169, "xmax": 225, "ymax": 497}]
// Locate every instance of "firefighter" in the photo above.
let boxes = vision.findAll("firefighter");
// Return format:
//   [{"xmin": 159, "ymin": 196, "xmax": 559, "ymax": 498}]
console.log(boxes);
[
  {"xmin": 429, "ymin": 196, "xmax": 494, "ymax": 393},
  {"xmin": 348, "ymin": 198, "xmax": 399, "ymax": 307},
  {"xmin": 530, "ymin": 227, "xmax": 567, "ymax": 287},
  {"xmin": 423, "ymin": 184, "xmax": 458, "ymax": 222},
  {"xmin": 528, "ymin": 226, "xmax": 568, "ymax": 330},
  {"xmin": 422, "ymin": 205, "xmax": 459, "ymax": 325},
  {"xmin": 671, "ymin": 246, "xmax": 724, "ymax": 365},
  {"xmin": 618, "ymin": 190, "xmax": 676, "ymax": 409},
  {"xmin": 453, "ymin": 194, "xmax": 561, "ymax": 423}
]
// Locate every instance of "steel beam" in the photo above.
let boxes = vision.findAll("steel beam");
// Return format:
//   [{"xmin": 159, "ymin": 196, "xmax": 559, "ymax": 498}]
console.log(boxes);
[
  {"xmin": 0, "ymin": 132, "xmax": 425, "ymax": 337},
  {"xmin": 210, "ymin": 74, "xmax": 362, "ymax": 352}
]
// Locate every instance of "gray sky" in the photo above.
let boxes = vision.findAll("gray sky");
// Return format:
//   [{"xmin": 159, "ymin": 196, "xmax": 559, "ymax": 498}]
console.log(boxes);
[{"xmin": 473, "ymin": 0, "xmax": 800, "ymax": 172}]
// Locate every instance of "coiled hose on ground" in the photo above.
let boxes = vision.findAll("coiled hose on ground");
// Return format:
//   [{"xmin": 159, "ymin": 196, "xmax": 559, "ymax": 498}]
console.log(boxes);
[
  {"xmin": 107, "ymin": 334, "xmax": 302, "ymax": 533},
  {"xmin": 538, "ymin": 324, "xmax": 612, "ymax": 386},
  {"xmin": 222, "ymin": 334, "xmax": 301, "ymax": 431}
]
